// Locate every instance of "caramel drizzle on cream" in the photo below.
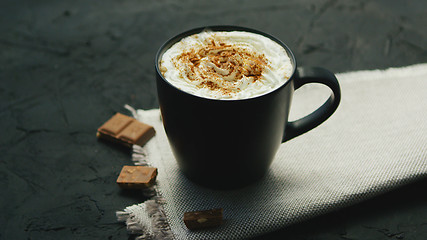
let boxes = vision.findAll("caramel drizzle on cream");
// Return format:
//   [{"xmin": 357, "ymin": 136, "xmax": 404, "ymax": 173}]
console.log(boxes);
[{"xmin": 174, "ymin": 39, "xmax": 269, "ymax": 96}]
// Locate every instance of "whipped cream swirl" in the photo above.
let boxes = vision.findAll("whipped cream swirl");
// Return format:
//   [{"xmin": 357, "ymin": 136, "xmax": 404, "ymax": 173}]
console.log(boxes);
[{"xmin": 160, "ymin": 31, "xmax": 293, "ymax": 100}]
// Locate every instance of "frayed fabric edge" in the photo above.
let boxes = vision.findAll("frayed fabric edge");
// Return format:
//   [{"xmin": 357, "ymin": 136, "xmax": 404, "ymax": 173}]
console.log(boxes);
[
  {"xmin": 116, "ymin": 198, "xmax": 173, "ymax": 240},
  {"xmin": 116, "ymin": 105, "xmax": 174, "ymax": 240}
]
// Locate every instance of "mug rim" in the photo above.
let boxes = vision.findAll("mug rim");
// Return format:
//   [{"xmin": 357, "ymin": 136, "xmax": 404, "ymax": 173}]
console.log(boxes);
[{"xmin": 155, "ymin": 25, "xmax": 297, "ymax": 102}]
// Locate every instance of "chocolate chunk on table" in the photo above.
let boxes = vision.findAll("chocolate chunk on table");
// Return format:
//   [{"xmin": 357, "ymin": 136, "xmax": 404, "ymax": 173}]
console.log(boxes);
[
  {"xmin": 97, "ymin": 113, "xmax": 155, "ymax": 147},
  {"xmin": 184, "ymin": 208, "xmax": 223, "ymax": 230},
  {"xmin": 116, "ymin": 165, "xmax": 158, "ymax": 189}
]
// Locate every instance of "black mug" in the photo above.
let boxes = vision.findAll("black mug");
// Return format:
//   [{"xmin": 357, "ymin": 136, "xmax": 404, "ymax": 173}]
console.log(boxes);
[{"xmin": 155, "ymin": 26, "xmax": 341, "ymax": 189}]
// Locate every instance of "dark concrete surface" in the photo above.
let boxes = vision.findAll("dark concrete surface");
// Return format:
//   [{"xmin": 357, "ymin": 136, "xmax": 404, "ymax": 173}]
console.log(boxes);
[{"xmin": 1, "ymin": 0, "xmax": 426, "ymax": 239}]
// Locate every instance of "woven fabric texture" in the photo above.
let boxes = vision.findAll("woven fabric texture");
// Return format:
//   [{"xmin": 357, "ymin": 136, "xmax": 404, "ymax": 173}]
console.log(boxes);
[{"xmin": 118, "ymin": 64, "xmax": 427, "ymax": 240}]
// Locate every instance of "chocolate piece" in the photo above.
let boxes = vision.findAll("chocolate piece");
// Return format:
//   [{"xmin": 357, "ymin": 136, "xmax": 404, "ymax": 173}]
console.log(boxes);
[
  {"xmin": 183, "ymin": 208, "xmax": 223, "ymax": 230},
  {"xmin": 97, "ymin": 113, "xmax": 155, "ymax": 147},
  {"xmin": 98, "ymin": 113, "xmax": 133, "ymax": 136},
  {"xmin": 116, "ymin": 165, "xmax": 158, "ymax": 189}
]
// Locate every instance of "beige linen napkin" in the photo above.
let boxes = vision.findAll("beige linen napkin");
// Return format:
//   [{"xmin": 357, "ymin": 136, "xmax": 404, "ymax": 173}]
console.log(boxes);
[{"xmin": 117, "ymin": 63, "xmax": 427, "ymax": 240}]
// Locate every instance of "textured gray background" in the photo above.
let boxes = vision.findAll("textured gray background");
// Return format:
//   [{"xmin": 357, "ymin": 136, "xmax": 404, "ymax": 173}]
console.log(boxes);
[{"xmin": 1, "ymin": 0, "xmax": 426, "ymax": 239}]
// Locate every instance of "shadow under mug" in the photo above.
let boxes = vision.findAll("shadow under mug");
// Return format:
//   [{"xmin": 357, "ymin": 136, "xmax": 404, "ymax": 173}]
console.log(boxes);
[{"xmin": 155, "ymin": 26, "xmax": 341, "ymax": 189}]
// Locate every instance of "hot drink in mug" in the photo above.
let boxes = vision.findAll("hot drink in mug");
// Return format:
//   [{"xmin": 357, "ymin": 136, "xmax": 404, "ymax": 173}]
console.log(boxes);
[{"xmin": 155, "ymin": 26, "xmax": 341, "ymax": 189}]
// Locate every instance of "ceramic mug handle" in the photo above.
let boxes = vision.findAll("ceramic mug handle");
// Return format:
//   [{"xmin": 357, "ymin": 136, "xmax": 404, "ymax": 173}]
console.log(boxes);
[{"xmin": 283, "ymin": 67, "xmax": 341, "ymax": 142}]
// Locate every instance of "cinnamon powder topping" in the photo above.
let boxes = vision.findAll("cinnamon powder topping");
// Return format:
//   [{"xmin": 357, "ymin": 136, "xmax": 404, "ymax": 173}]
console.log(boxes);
[{"xmin": 175, "ymin": 37, "xmax": 269, "ymax": 95}]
